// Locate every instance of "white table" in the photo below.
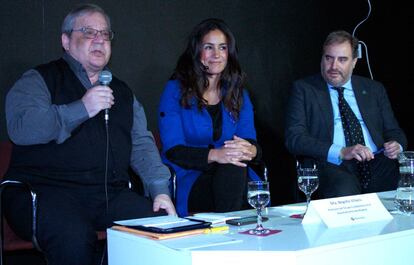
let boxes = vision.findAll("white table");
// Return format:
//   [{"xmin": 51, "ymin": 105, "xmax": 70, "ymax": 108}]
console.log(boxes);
[{"xmin": 108, "ymin": 191, "xmax": 414, "ymax": 265}]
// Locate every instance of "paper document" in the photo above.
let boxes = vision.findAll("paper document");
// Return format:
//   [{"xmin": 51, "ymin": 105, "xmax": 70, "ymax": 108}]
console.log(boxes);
[
  {"xmin": 115, "ymin": 215, "xmax": 195, "ymax": 228},
  {"xmin": 112, "ymin": 225, "xmax": 207, "ymax": 240},
  {"xmin": 114, "ymin": 215, "xmax": 191, "ymax": 227},
  {"xmin": 267, "ymin": 205, "xmax": 306, "ymax": 217},
  {"xmin": 191, "ymin": 213, "xmax": 241, "ymax": 224}
]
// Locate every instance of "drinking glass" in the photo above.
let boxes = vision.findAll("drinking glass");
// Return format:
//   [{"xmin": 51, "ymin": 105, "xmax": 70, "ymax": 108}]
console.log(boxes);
[
  {"xmin": 395, "ymin": 151, "xmax": 414, "ymax": 215},
  {"xmin": 297, "ymin": 168, "xmax": 319, "ymax": 216},
  {"xmin": 247, "ymin": 181, "xmax": 271, "ymax": 235}
]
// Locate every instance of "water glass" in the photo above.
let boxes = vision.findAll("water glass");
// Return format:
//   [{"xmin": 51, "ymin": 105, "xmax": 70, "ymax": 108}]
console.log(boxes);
[
  {"xmin": 395, "ymin": 151, "xmax": 414, "ymax": 215},
  {"xmin": 297, "ymin": 168, "xmax": 319, "ymax": 215},
  {"xmin": 247, "ymin": 181, "xmax": 270, "ymax": 235}
]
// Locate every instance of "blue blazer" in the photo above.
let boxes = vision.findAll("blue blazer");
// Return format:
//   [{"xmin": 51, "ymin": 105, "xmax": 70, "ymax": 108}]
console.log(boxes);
[{"xmin": 158, "ymin": 80, "xmax": 259, "ymax": 216}]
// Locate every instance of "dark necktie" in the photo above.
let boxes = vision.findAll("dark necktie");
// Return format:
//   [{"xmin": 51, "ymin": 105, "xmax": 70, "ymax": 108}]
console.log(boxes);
[{"xmin": 333, "ymin": 87, "xmax": 371, "ymax": 189}]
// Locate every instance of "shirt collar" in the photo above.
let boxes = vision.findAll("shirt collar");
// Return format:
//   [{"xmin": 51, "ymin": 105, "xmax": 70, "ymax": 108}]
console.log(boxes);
[
  {"xmin": 63, "ymin": 52, "xmax": 85, "ymax": 77},
  {"xmin": 62, "ymin": 52, "xmax": 110, "ymax": 87},
  {"xmin": 328, "ymin": 79, "xmax": 352, "ymax": 91}
]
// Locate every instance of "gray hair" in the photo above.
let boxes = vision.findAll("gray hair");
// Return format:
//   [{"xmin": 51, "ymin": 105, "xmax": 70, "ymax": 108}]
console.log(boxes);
[{"xmin": 61, "ymin": 3, "xmax": 111, "ymax": 34}]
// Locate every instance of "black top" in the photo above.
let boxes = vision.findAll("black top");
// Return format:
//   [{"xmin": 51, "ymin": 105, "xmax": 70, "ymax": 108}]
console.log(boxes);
[
  {"xmin": 166, "ymin": 103, "xmax": 261, "ymax": 171},
  {"xmin": 206, "ymin": 103, "xmax": 222, "ymax": 141}
]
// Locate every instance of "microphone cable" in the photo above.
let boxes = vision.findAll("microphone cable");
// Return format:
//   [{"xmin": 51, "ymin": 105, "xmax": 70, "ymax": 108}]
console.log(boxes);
[
  {"xmin": 104, "ymin": 120, "xmax": 109, "ymax": 212},
  {"xmin": 352, "ymin": 0, "xmax": 374, "ymax": 80},
  {"xmin": 98, "ymin": 70, "xmax": 112, "ymax": 213}
]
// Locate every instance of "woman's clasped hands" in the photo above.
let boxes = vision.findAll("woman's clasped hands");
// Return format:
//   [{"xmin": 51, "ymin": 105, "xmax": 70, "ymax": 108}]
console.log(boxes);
[{"xmin": 208, "ymin": 135, "xmax": 257, "ymax": 167}]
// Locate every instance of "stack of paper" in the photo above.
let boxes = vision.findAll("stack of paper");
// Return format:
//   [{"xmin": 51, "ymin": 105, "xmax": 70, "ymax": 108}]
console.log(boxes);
[
  {"xmin": 115, "ymin": 215, "xmax": 191, "ymax": 227},
  {"xmin": 113, "ymin": 216, "xmax": 233, "ymax": 240},
  {"xmin": 112, "ymin": 225, "xmax": 207, "ymax": 240}
]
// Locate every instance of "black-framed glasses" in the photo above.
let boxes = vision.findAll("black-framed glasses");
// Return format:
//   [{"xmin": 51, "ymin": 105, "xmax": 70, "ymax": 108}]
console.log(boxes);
[{"xmin": 70, "ymin": 27, "xmax": 114, "ymax": 41}]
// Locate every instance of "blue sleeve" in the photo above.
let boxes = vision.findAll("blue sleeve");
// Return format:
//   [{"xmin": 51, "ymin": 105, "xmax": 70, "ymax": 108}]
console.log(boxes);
[
  {"xmin": 327, "ymin": 144, "xmax": 343, "ymax": 165},
  {"xmin": 158, "ymin": 80, "xmax": 187, "ymax": 153},
  {"xmin": 235, "ymin": 90, "xmax": 257, "ymax": 140}
]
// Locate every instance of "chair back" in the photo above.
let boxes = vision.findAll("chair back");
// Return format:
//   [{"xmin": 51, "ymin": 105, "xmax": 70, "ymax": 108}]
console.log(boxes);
[
  {"xmin": 0, "ymin": 141, "xmax": 12, "ymax": 178},
  {"xmin": 0, "ymin": 140, "xmax": 35, "ymax": 260}
]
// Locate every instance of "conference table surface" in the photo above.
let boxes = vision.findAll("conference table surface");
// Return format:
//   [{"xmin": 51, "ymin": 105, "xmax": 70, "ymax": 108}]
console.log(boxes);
[{"xmin": 107, "ymin": 191, "xmax": 414, "ymax": 265}]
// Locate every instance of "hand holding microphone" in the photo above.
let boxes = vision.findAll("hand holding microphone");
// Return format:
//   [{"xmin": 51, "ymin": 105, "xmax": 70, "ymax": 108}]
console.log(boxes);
[
  {"xmin": 99, "ymin": 70, "xmax": 112, "ymax": 123},
  {"xmin": 81, "ymin": 70, "xmax": 114, "ymax": 119}
]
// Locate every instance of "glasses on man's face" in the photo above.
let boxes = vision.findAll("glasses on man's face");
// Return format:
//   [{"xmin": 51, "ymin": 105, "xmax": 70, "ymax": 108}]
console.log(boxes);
[{"xmin": 70, "ymin": 27, "xmax": 114, "ymax": 41}]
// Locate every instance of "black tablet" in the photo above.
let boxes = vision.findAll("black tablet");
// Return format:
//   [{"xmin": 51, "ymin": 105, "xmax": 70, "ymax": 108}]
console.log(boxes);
[{"xmin": 124, "ymin": 218, "xmax": 212, "ymax": 234}]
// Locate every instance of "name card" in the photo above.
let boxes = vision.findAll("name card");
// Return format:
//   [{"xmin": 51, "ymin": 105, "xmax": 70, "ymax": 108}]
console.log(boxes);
[{"xmin": 302, "ymin": 193, "xmax": 392, "ymax": 227}]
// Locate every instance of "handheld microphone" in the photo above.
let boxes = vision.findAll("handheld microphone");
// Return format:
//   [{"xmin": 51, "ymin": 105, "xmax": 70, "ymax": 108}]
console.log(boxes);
[{"xmin": 98, "ymin": 70, "xmax": 112, "ymax": 124}]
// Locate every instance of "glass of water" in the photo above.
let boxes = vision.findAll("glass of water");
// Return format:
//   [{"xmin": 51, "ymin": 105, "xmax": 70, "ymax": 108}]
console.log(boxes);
[
  {"xmin": 247, "ymin": 181, "xmax": 270, "ymax": 235},
  {"xmin": 395, "ymin": 151, "xmax": 414, "ymax": 215},
  {"xmin": 297, "ymin": 168, "xmax": 319, "ymax": 216}
]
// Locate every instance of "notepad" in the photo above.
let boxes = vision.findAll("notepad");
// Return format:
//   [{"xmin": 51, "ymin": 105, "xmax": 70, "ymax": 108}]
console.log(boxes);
[
  {"xmin": 115, "ymin": 215, "xmax": 191, "ymax": 227},
  {"xmin": 114, "ymin": 216, "xmax": 211, "ymax": 236},
  {"xmin": 112, "ymin": 225, "xmax": 208, "ymax": 240},
  {"xmin": 191, "ymin": 213, "xmax": 241, "ymax": 225}
]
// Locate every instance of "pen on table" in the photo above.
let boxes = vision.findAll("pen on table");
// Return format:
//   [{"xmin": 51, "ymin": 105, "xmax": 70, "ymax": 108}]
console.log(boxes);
[
  {"xmin": 204, "ymin": 226, "xmax": 229, "ymax": 234},
  {"xmin": 374, "ymin": 148, "xmax": 384, "ymax": 155}
]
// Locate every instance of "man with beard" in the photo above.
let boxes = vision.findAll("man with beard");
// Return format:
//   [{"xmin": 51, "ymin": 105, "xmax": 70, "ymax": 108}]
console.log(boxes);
[{"xmin": 285, "ymin": 30, "xmax": 406, "ymax": 198}]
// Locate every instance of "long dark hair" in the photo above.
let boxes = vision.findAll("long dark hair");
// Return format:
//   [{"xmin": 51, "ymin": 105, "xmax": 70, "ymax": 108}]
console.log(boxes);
[{"xmin": 172, "ymin": 18, "xmax": 245, "ymax": 119}]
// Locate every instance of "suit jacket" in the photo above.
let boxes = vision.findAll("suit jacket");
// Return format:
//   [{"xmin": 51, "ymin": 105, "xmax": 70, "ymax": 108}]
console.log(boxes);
[{"xmin": 285, "ymin": 74, "xmax": 407, "ymax": 163}]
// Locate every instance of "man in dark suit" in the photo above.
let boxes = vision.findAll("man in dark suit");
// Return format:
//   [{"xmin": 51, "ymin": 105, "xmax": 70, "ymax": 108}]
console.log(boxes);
[{"xmin": 285, "ymin": 30, "xmax": 407, "ymax": 198}]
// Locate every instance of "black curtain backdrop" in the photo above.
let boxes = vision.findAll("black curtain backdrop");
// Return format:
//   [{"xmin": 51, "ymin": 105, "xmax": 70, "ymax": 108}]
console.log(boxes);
[{"xmin": 0, "ymin": 0, "xmax": 412, "ymax": 206}]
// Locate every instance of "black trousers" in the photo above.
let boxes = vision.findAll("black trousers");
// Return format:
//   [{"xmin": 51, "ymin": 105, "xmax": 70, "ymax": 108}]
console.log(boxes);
[
  {"xmin": 317, "ymin": 153, "xmax": 399, "ymax": 198},
  {"xmin": 3, "ymin": 182, "xmax": 164, "ymax": 265},
  {"xmin": 188, "ymin": 163, "xmax": 248, "ymax": 213}
]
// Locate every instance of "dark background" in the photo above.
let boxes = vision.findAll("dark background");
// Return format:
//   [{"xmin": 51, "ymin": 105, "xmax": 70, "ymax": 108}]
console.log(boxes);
[{"xmin": 0, "ymin": 0, "xmax": 412, "ymax": 206}]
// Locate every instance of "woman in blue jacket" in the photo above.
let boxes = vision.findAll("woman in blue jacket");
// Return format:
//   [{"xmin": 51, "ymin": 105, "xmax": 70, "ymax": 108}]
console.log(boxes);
[{"xmin": 158, "ymin": 18, "xmax": 261, "ymax": 216}]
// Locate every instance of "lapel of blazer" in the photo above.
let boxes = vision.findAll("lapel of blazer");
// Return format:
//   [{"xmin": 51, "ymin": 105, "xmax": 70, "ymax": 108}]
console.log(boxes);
[
  {"xmin": 312, "ymin": 75, "xmax": 334, "ymax": 139},
  {"xmin": 351, "ymin": 76, "xmax": 374, "ymax": 135}
]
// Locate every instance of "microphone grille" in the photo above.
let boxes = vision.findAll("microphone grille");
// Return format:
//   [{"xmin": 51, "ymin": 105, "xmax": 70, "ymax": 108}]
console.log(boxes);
[{"xmin": 99, "ymin": 70, "xmax": 112, "ymax": 85}]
